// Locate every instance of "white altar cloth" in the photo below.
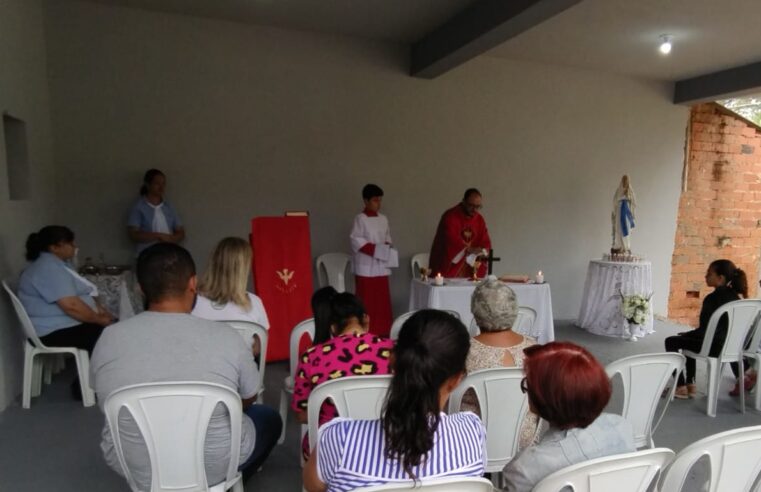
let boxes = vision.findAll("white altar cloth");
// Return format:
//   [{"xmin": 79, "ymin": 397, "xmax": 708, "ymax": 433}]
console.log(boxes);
[
  {"xmin": 409, "ymin": 278, "xmax": 555, "ymax": 344},
  {"xmin": 577, "ymin": 260, "xmax": 654, "ymax": 339}
]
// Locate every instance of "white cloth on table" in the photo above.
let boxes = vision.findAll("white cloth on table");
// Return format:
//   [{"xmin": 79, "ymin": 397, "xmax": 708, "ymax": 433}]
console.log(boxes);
[
  {"xmin": 409, "ymin": 278, "xmax": 555, "ymax": 344},
  {"xmin": 63, "ymin": 266, "xmax": 99, "ymax": 297},
  {"xmin": 577, "ymin": 260, "xmax": 654, "ymax": 339},
  {"xmin": 350, "ymin": 212, "xmax": 396, "ymax": 277},
  {"xmin": 84, "ymin": 271, "xmax": 141, "ymax": 320}
]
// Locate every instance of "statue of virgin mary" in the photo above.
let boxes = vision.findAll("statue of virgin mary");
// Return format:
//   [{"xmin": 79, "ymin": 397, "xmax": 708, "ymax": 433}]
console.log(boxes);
[{"xmin": 612, "ymin": 175, "xmax": 636, "ymax": 253}]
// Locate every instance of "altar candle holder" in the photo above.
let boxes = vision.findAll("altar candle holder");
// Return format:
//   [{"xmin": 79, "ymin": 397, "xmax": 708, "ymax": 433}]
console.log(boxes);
[
  {"xmin": 434, "ymin": 273, "xmax": 444, "ymax": 286},
  {"xmin": 535, "ymin": 270, "xmax": 544, "ymax": 284}
]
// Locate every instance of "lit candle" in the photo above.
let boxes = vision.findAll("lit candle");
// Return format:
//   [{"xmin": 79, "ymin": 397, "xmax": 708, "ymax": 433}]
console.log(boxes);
[
  {"xmin": 535, "ymin": 271, "xmax": 544, "ymax": 284},
  {"xmin": 434, "ymin": 273, "xmax": 444, "ymax": 286}
]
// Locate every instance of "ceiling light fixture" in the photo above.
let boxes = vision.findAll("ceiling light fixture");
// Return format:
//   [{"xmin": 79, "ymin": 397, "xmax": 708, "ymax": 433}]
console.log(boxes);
[{"xmin": 659, "ymin": 34, "xmax": 673, "ymax": 55}]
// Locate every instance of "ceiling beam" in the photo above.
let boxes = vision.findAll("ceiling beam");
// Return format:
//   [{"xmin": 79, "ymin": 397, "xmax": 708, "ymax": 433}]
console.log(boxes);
[
  {"xmin": 410, "ymin": 0, "xmax": 583, "ymax": 79},
  {"xmin": 674, "ymin": 61, "xmax": 761, "ymax": 105}
]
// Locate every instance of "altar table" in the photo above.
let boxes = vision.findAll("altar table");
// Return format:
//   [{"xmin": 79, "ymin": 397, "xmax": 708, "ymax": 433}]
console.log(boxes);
[
  {"xmin": 409, "ymin": 278, "xmax": 555, "ymax": 344},
  {"xmin": 577, "ymin": 260, "xmax": 654, "ymax": 339}
]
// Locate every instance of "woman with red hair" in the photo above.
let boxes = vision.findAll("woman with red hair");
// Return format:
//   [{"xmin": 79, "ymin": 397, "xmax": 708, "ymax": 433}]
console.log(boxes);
[{"xmin": 501, "ymin": 342, "xmax": 635, "ymax": 492}]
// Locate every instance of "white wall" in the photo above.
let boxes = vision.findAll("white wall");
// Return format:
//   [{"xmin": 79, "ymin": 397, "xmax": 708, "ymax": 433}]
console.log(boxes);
[
  {"xmin": 44, "ymin": 1, "xmax": 688, "ymax": 323},
  {"xmin": 0, "ymin": 0, "xmax": 57, "ymax": 410}
]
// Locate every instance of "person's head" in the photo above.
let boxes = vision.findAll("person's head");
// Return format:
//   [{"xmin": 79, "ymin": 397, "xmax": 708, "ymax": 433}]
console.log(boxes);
[
  {"xmin": 382, "ymin": 310, "xmax": 470, "ymax": 477},
  {"xmin": 471, "ymin": 276, "xmax": 518, "ymax": 332},
  {"xmin": 706, "ymin": 259, "xmax": 748, "ymax": 298},
  {"xmin": 197, "ymin": 237, "xmax": 252, "ymax": 310},
  {"xmin": 522, "ymin": 342, "xmax": 610, "ymax": 430},
  {"xmin": 461, "ymin": 188, "xmax": 482, "ymax": 217},
  {"xmin": 311, "ymin": 286, "xmax": 338, "ymax": 344},
  {"xmin": 329, "ymin": 292, "xmax": 368, "ymax": 336},
  {"xmin": 137, "ymin": 243, "xmax": 197, "ymax": 311},
  {"xmin": 362, "ymin": 183, "xmax": 384, "ymax": 213},
  {"xmin": 25, "ymin": 225, "xmax": 76, "ymax": 262},
  {"xmin": 140, "ymin": 169, "xmax": 166, "ymax": 197}
]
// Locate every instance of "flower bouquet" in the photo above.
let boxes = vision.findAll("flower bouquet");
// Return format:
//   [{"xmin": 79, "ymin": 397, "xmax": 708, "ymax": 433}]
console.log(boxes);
[{"xmin": 620, "ymin": 292, "xmax": 652, "ymax": 340}]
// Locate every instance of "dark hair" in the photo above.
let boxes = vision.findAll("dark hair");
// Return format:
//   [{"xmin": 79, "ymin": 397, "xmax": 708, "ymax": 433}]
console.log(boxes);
[
  {"xmin": 382, "ymin": 309, "xmax": 470, "ymax": 478},
  {"xmin": 709, "ymin": 259, "xmax": 748, "ymax": 298},
  {"xmin": 362, "ymin": 183, "xmax": 384, "ymax": 201},
  {"xmin": 137, "ymin": 243, "xmax": 196, "ymax": 304},
  {"xmin": 311, "ymin": 286, "xmax": 338, "ymax": 344},
  {"xmin": 522, "ymin": 342, "xmax": 611, "ymax": 430},
  {"xmin": 25, "ymin": 226, "xmax": 75, "ymax": 261},
  {"xmin": 139, "ymin": 168, "xmax": 165, "ymax": 196},
  {"xmin": 462, "ymin": 188, "xmax": 481, "ymax": 201},
  {"xmin": 328, "ymin": 293, "xmax": 366, "ymax": 335}
]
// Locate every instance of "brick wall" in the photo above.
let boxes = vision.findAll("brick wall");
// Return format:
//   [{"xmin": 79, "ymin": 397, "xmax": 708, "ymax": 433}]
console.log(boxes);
[{"xmin": 669, "ymin": 103, "xmax": 761, "ymax": 325}]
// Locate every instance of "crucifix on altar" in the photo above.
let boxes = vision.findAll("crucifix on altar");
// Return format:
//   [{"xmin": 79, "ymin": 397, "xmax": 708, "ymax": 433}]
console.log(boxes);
[
  {"xmin": 486, "ymin": 248, "xmax": 501, "ymax": 275},
  {"xmin": 472, "ymin": 248, "xmax": 501, "ymax": 281}
]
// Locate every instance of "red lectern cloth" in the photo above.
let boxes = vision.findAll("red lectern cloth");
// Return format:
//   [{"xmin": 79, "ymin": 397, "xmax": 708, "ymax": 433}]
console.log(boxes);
[{"xmin": 251, "ymin": 216, "xmax": 313, "ymax": 361}]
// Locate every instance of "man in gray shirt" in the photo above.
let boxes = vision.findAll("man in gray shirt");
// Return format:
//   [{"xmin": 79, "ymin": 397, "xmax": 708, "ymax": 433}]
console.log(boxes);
[{"xmin": 90, "ymin": 243, "xmax": 281, "ymax": 490}]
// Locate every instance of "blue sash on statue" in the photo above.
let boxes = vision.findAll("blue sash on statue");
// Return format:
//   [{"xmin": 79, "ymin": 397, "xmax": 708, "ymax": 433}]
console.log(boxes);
[{"xmin": 620, "ymin": 200, "xmax": 635, "ymax": 236}]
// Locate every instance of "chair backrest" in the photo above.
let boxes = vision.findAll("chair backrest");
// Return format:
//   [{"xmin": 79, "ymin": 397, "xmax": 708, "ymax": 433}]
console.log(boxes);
[
  {"xmin": 390, "ymin": 310, "xmax": 461, "ymax": 340},
  {"xmin": 468, "ymin": 306, "xmax": 537, "ymax": 338},
  {"xmin": 658, "ymin": 425, "xmax": 761, "ymax": 492},
  {"xmin": 699, "ymin": 299, "xmax": 761, "ymax": 360},
  {"xmin": 605, "ymin": 352, "xmax": 685, "ymax": 448},
  {"xmin": 410, "ymin": 253, "xmax": 430, "ymax": 278},
  {"xmin": 354, "ymin": 476, "xmax": 494, "ymax": 491},
  {"xmin": 533, "ymin": 448, "xmax": 674, "ymax": 492},
  {"xmin": 315, "ymin": 253, "xmax": 351, "ymax": 293},
  {"xmin": 104, "ymin": 381, "xmax": 242, "ymax": 492},
  {"xmin": 289, "ymin": 318, "xmax": 316, "ymax": 378},
  {"xmin": 307, "ymin": 375, "xmax": 392, "ymax": 451},
  {"xmin": 447, "ymin": 367, "xmax": 528, "ymax": 472},
  {"xmin": 2, "ymin": 280, "xmax": 45, "ymax": 348},
  {"xmin": 742, "ymin": 309, "xmax": 761, "ymax": 355},
  {"xmin": 222, "ymin": 320, "xmax": 269, "ymax": 391}
]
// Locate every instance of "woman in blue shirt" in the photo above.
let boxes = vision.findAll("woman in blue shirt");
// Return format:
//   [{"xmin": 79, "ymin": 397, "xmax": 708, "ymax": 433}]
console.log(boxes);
[
  {"xmin": 127, "ymin": 169, "xmax": 185, "ymax": 255},
  {"xmin": 18, "ymin": 225, "xmax": 114, "ymax": 353}
]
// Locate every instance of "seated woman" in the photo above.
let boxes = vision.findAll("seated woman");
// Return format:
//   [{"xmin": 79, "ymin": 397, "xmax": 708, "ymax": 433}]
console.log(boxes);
[
  {"xmin": 304, "ymin": 309, "xmax": 486, "ymax": 492},
  {"xmin": 18, "ymin": 226, "xmax": 114, "ymax": 395},
  {"xmin": 501, "ymin": 342, "xmax": 635, "ymax": 492},
  {"xmin": 461, "ymin": 276, "xmax": 540, "ymax": 448},
  {"xmin": 664, "ymin": 259, "xmax": 750, "ymax": 399},
  {"xmin": 292, "ymin": 292, "xmax": 393, "ymax": 460}
]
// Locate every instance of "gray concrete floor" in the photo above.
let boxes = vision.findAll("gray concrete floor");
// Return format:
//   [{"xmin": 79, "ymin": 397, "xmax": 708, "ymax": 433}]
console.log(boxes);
[{"xmin": 1, "ymin": 319, "xmax": 759, "ymax": 491}]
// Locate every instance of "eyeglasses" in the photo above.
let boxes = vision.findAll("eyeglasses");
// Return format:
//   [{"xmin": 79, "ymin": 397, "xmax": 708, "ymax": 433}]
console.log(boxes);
[
  {"xmin": 520, "ymin": 377, "xmax": 528, "ymax": 394},
  {"xmin": 465, "ymin": 202, "xmax": 483, "ymax": 210}
]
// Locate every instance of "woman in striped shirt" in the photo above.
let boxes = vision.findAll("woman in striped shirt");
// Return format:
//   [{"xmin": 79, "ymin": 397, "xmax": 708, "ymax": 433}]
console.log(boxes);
[{"xmin": 303, "ymin": 309, "xmax": 487, "ymax": 492}]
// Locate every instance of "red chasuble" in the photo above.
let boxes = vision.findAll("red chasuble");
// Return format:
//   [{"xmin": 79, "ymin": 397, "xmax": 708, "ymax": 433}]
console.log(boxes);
[{"xmin": 429, "ymin": 204, "xmax": 492, "ymax": 278}]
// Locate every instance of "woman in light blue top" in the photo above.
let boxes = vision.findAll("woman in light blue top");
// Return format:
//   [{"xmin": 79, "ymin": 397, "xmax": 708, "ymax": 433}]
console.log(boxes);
[
  {"xmin": 501, "ymin": 342, "xmax": 636, "ymax": 492},
  {"xmin": 127, "ymin": 169, "xmax": 185, "ymax": 255},
  {"xmin": 18, "ymin": 225, "xmax": 114, "ymax": 353}
]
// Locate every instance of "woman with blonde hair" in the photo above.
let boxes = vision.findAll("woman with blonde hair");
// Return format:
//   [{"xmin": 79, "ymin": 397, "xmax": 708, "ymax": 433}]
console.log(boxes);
[{"xmin": 192, "ymin": 237, "xmax": 269, "ymax": 330}]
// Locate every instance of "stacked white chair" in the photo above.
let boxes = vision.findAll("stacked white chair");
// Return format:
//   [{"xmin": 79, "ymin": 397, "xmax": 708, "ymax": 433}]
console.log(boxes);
[
  {"xmin": 410, "ymin": 253, "xmax": 430, "ymax": 278},
  {"xmin": 315, "ymin": 253, "xmax": 351, "ymax": 293},
  {"xmin": 741, "ymin": 311, "xmax": 761, "ymax": 411},
  {"xmin": 278, "ymin": 318, "xmax": 315, "ymax": 444},
  {"xmin": 307, "ymin": 375, "xmax": 392, "ymax": 452},
  {"xmin": 354, "ymin": 476, "xmax": 494, "ymax": 491},
  {"xmin": 104, "ymin": 381, "xmax": 244, "ymax": 492},
  {"xmin": 682, "ymin": 299, "xmax": 761, "ymax": 416},
  {"xmin": 468, "ymin": 306, "xmax": 537, "ymax": 338},
  {"xmin": 605, "ymin": 353, "xmax": 685, "ymax": 448},
  {"xmin": 447, "ymin": 367, "xmax": 528, "ymax": 486},
  {"xmin": 532, "ymin": 448, "xmax": 673, "ymax": 492},
  {"xmin": 659, "ymin": 425, "xmax": 761, "ymax": 492},
  {"xmin": 222, "ymin": 320, "xmax": 268, "ymax": 397},
  {"xmin": 390, "ymin": 310, "xmax": 461, "ymax": 340},
  {"xmin": 2, "ymin": 280, "xmax": 95, "ymax": 408}
]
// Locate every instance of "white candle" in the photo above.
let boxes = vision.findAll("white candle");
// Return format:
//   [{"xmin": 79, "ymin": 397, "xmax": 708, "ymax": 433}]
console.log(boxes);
[
  {"xmin": 535, "ymin": 271, "xmax": 544, "ymax": 284},
  {"xmin": 434, "ymin": 273, "xmax": 444, "ymax": 286}
]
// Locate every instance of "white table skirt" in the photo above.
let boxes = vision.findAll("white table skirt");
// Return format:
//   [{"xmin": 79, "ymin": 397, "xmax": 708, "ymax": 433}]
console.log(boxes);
[
  {"xmin": 577, "ymin": 260, "xmax": 654, "ymax": 339},
  {"xmin": 84, "ymin": 271, "xmax": 143, "ymax": 320},
  {"xmin": 409, "ymin": 278, "xmax": 555, "ymax": 344}
]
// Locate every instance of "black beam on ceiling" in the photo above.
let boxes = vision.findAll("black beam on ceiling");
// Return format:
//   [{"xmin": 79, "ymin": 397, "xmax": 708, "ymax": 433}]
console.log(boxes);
[{"xmin": 674, "ymin": 61, "xmax": 761, "ymax": 105}]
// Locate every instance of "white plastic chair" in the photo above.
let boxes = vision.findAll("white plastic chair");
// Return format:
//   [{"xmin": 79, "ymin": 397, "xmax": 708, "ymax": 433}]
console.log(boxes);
[
  {"xmin": 315, "ymin": 253, "xmax": 351, "ymax": 293},
  {"xmin": 390, "ymin": 310, "xmax": 461, "ymax": 340},
  {"xmin": 307, "ymin": 375, "xmax": 392, "ymax": 452},
  {"xmin": 354, "ymin": 476, "xmax": 494, "ymax": 491},
  {"xmin": 468, "ymin": 306, "xmax": 537, "ymax": 338},
  {"xmin": 532, "ymin": 448, "xmax": 674, "ymax": 492},
  {"xmin": 682, "ymin": 299, "xmax": 761, "ymax": 417},
  {"xmin": 222, "ymin": 320, "xmax": 268, "ymax": 397},
  {"xmin": 659, "ymin": 425, "xmax": 761, "ymax": 492},
  {"xmin": 2, "ymin": 280, "xmax": 95, "ymax": 408},
  {"xmin": 410, "ymin": 253, "xmax": 430, "ymax": 278},
  {"xmin": 605, "ymin": 353, "xmax": 685, "ymax": 448},
  {"xmin": 741, "ymin": 311, "xmax": 761, "ymax": 411},
  {"xmin": 278, "ymin": 318, "xmax": 315, "ymax": 444},
  {"xmin": 104, "ymin": 381, "xmax": 244, "ymax": 492},
  {"xmin": 447, "ymin": 367, "xmax": 528, "ymax": 476}
]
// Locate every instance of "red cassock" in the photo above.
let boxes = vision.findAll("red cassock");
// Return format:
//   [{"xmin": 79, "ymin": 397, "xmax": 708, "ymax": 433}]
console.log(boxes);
[{"xmin": 429, "ymin": 204, "xmax": 492, "ymax": 278}]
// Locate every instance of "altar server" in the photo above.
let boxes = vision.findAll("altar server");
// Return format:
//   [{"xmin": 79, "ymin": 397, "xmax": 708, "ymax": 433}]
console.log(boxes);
[{"xmin": 350, "ymin": 184, "xmax": 397, "ymax": 336}]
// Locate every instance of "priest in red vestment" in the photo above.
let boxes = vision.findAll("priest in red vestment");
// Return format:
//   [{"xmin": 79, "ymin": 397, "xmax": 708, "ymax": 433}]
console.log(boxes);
[{"xmin": 429, "ymin": 188, "xmax": 492, "ymax": 278}]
